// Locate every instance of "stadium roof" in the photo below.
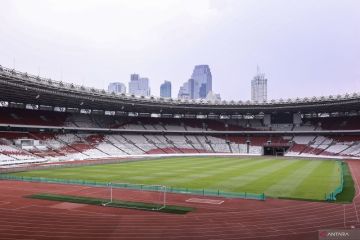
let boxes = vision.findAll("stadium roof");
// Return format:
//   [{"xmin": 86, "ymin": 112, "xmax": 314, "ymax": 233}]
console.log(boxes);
[{"xmin": 1, "ymin": 65, "xmax": 360, "ymax": 116}]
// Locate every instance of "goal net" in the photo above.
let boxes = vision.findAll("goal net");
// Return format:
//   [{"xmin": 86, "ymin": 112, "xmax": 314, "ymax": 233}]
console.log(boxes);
[{"xmin": 100, "ymin": 182, "xmax": 167, "ymax": 211}]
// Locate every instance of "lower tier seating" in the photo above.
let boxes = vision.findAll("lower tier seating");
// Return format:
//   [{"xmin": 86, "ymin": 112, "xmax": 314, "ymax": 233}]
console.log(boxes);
[{"xmin": 1, "ymin": 132, "xmax": 359, "ymax": 166}]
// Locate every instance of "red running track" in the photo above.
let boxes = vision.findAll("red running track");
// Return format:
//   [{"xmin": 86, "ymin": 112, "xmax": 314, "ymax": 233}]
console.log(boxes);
[{"xmin": 1, "ymin": 160, "xmax": 360, "ymax": 240}]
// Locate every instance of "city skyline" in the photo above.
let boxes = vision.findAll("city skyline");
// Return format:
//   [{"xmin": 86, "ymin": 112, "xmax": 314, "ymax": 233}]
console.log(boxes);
[
  {"xmin": 106, "ymin": 65, "xmax": 212, "ymax": 99},
  {"xmin": 160, "ymin": 80, "xmax": 171, "ymax": 98},
  {"xmin": 0, "ymin": 0, "xmax": 359, "ymax": 101}
]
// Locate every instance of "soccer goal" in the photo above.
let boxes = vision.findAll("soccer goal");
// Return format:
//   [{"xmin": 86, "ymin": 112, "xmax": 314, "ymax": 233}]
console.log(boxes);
[{"xmin": 101, "ymin": 182, "xmax": 167, "ymax": 211}]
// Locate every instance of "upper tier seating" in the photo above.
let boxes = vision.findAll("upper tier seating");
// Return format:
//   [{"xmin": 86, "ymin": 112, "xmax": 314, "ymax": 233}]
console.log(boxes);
[
  {"xmin": 1, "ymin": 108, "xmax": 360, "ymax": 133},
  {"xmin": 310, "ymin": 116, "xmax": 360, "ymax": 130},
  {"xmin": 0, "ymin": 108, "xmax": 67, "ymax": 126}
]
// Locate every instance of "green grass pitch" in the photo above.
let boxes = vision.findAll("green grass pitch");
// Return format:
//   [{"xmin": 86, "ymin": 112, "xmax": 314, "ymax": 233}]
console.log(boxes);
[{"xmin": 12, "ymin": 157, "xmax": 343, "ymax": 200}]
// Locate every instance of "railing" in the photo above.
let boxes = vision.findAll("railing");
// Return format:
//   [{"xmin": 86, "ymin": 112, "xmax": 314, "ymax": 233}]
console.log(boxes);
[
  {"xmin": 0, "ymin": 174, "xmax": 266, "ymax": 201},
  {"xmin": 325, "ymin": 161, "xmax": 344, "ymax": 201}
]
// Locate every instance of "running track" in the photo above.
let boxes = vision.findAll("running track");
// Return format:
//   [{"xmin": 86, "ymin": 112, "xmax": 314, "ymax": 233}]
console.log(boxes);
[{"xmin": 1, "ymin": 160, "xmax": 360, "ymax": 240}]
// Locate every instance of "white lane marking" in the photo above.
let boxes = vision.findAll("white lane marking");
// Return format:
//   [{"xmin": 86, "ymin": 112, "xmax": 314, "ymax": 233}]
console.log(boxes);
[{"xmin": 186, "ymin": 198, "xmax": 224, "ymax": 205}]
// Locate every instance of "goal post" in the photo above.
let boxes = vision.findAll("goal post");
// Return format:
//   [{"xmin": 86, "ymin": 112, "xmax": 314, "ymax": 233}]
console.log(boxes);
[
  {"xmin": 102, "ymin": 182, "xmax": 167, "ymax": 211},
  {"xmin": 101, "ymin": 182, "xmax": 113, "ymax": 206}
]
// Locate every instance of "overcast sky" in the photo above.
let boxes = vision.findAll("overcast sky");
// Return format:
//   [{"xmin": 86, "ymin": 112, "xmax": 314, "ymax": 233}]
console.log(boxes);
[{"xmin": 0, "ymin": 0, "xmax": 359, "ymax": 101}]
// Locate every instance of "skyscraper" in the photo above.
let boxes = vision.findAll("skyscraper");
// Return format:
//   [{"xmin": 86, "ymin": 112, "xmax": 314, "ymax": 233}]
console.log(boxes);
[
  {"xmin": 130, "ymin": 74, "xmax": 139, "ymax": 81},
  {"xmin": 199, "ymin": 83, "xmax": 207, "ymax": 99},
  {"xmin": 129, "ymin": 74, "xmax": 150, "ymax": 96},
  {"xmin": 191, "ymin": 65, "xmax": 212, "ymax": 99},
  {"xmin": 178, "ymin": 82, "xmax": 189, "ymax": 99},
  {"xmin": 178, "ymin": 65, "xmax": 212, "ymax": 100},
  {"xmin": 160, "ymin": 81, "xmax": 171, "ymax": 98},
  {"xmin": 178, "ymin": 79, "xmax": 195, "ymax": 99},
  {"xmin": 108, "ymin": 82, "xmax": 126, "ymax": 94},
  {"xmin": 251, "ymin": 67, "xmax": 268, "ymax": 103},
  {"xmin": 188, "ymin": 78, "xmax": 195, "ymax": 99}
]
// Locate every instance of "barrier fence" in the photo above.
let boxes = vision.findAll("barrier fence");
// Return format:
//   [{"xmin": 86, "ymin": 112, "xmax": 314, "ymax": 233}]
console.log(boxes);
[
  {"xmin": 0, "ymin": 174, "xmax": 266, "ymax": 201},
  {"xmin": 325, "ymin": 161, "xmax": 344, "ymax": 201}
]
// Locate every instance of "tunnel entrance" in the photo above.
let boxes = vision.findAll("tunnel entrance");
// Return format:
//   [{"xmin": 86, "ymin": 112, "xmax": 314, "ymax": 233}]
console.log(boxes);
[{"xmin": 263, "ymin": 146, "xmax": 290, "ymax": 156}]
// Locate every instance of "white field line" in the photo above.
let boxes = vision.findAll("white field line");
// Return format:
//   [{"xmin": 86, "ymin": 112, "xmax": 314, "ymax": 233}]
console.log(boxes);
[{"xmin": 186, "ymin": 198, "xmax": 224, "ymax": 205}]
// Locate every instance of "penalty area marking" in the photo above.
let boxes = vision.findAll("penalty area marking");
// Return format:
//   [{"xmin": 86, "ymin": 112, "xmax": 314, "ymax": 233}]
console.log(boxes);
[{"xmin": 186, "ymin": 198, "xmax": 224, "ymax": 205}]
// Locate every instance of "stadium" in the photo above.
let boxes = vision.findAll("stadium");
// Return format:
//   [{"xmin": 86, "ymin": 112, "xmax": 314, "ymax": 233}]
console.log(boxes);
[{"xmin": 0, "ymin": 64, "xmax": 359, "ymax": 240}]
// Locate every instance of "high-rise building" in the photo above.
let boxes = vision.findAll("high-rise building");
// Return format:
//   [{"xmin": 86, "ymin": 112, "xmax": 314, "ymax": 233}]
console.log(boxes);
[
  {"xmin": 199, "ymin": 83, "xmax": 207, "ymax": 98},
  {"xmin": 108, "ymin": 82, "xmax": 126, "ymax": 94},
  {"xmin": 191, "ymin": 65, "xmax": 212, "ymax": 99},
  {"xmin": 178, "ymin": 82, "xmax": 189, "ymax": 99},
  {"xmin": 178, "ymin": 85, "xmax": 188, "ymax": 99},
  {"xmin": 188, "ymin": 78, "xmax": 195, "ymax": 99},
  {"xmin": 160, "ymin": 80, "xmax": 171, "ymax": 98},
  {"xmin": 251, "ymin": 67, "xmax": 268, "ymax": 103},
  {"xmin": 130, "ymin": 74, "xmax": 139, "ymax": 81},
  {"xmin": 178, "ymin": 78, "xmax": 195, "ymax": 99},
  {"xmin": 178, "ymin": 65, "xmax": 212, "ymax": 100},
  {"xmin": 129, "ymin": 74, "xmax": 150, "ymax": 96}
]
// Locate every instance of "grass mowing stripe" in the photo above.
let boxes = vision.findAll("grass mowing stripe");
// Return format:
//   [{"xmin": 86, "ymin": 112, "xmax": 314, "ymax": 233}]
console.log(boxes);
[
  {"xmin": 265, "ymin": 160, "xmax": 323, "ymax": 198},
  {"xmin": 136, "ymin": 157, "xmax": 248, "ymax": 176},
  {"xmin": 14, "ymin": 157, "xmax": 253, "ymax": 185},
  {"xmin": 25, "ymin": 157, "xmax": 246, "ymax": 181},
  {"xmin": 228, "ymin": 160, "xmax": 300, "ymax": 193},
  {"xmin": 147, "ymin": 158, "xmax": 272, "ymax": 186},
  {"xmin": 292, "ymin": 161, "xmax": 339, "ymax": 200},
  {"xmin": 178, "ymin": 159, "xmax": 286, "ymax": 191},
  {"xmin": 105, "ymin": 158, "xmax": 258, "ymax": 185},
  {"xmin": 107, "ymin": 158, "xmax": 247, "ymax": 184},
  {"xmin": 218, "ymin": 159, "xmax": 290, "ymax": 183},
  {"xmin": 118, "ymin": 157, "xmax": 244, "ymax": 170},
  {"xmin": 9, "ymin": 157, "xmax": 343, "ymax": 201},
  {"xmin": 159, "ymin": 158, "xmax": 267, "ymax": 185},
  {"xmin": 237, "ymin": 160, "xmax": 305, "ymax": 193}
]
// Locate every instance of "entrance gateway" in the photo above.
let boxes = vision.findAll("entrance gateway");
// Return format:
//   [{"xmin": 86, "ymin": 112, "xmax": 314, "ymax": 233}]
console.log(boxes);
[{"xmin": 263, "ymin": 143, "xmax": 291, "ymax": 156}]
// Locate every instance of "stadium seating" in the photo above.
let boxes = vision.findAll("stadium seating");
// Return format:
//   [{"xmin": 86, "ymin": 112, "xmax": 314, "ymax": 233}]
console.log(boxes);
[{"xmin": 1, "ymin": 107, "xmax": 360, "ymax": 166}]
